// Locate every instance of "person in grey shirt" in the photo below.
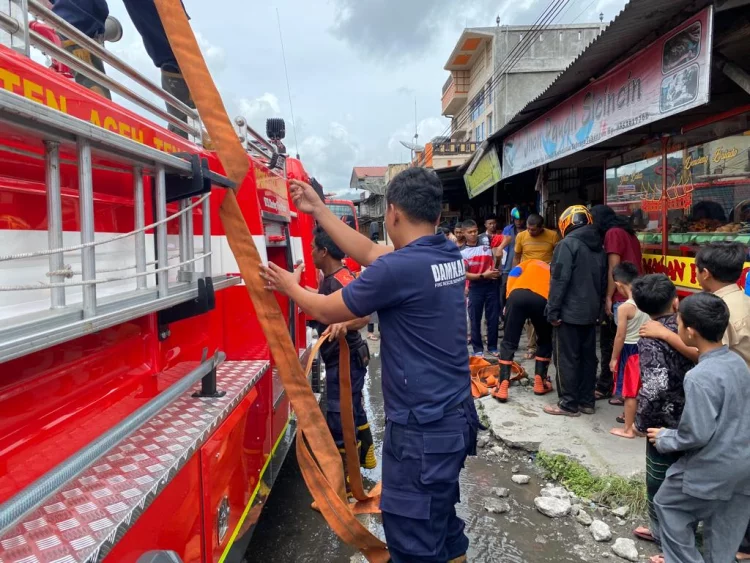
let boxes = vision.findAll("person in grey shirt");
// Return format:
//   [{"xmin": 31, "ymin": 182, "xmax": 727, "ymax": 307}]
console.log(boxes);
[{"xmin": 648, "ymin": 292, "xmax": 750, "ymax": 563}]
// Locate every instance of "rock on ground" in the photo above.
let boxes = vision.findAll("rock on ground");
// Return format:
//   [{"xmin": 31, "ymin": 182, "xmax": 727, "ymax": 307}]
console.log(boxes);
[
  {"xmin": 590, "ymin": 520, "xmax": 612, "ymax": 542},
  {"xmin": 611, "ymin": 538, "xmax": 639, "ymax": 561},
  {"xmin": 484, "ymin": 498, "xmax": 511, "ymax": 514},
  {"xmin": 492, "ymin": 487, "xmax": 510, "ymax": 498},
  {"xmin": 491, "ymin": 445, "xmax": 506, "ymax": 456},
  {"xmin": 540, "ymin": 486, "xmax": 569, "ymax": 500},
  {"xmin": 576, "ymin": 510, "xmax": 593, "ymax": 526},
  {"xmin": 534, "ymin": 496, "xmax": 571, "ymax": 518},
  {"xmin": 476, "ymin": 434, "xmax": 491, "ymax": 448},
  {"xmin": 512, "ymin": 474, "xmax": 531, "ymax": 485},
  {"xmin": 611, "ymin": 505, "xmax": 630, "ymax": 518}
]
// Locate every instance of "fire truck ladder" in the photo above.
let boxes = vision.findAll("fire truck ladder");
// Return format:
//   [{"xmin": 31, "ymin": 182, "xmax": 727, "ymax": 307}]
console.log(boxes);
[{"xmin": 0, "ymin": 1, "xmax": 238, "ymax": 365}]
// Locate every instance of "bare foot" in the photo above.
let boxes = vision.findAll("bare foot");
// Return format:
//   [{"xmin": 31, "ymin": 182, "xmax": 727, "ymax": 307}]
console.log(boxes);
[
  {"xmin": 610, "ymin": 427, "xmax": 637, "ymax": 439},
  {"xmin": 649, "ymin": 555, "xmax": 665, "ymax": 563},
  {"xmin": 737, "ymin": 553, "xmax": 750, "ymax": 561}
]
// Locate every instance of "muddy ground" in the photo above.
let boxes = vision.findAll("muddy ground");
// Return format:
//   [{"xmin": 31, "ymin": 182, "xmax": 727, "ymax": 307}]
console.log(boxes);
[{"xmin": 246, "ymin": 336, "xmax": 657, "ymax": 562}]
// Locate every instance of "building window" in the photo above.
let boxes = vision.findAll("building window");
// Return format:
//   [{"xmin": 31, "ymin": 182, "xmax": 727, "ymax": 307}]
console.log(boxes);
[
  {"xmin": 469, "ymin": 89, "xmax": 485, "ymax": 122},
  {"xmin": 487, "ymin": 80, "xmax": 493, "ymax": 105},
  {"xmin": 481, "ymin": 122, "xmax": 485, "ymax": 141},
  {"xmin": 487, "ymin": 114, "xmax": 493, "ymax": 135},
  {"xmin": 539, "ymin": 33, "xmax": 544, "ymax": 41},
  {"xmin": 476, "ymin": 122, "xmax": 485, "ymax": 142}
]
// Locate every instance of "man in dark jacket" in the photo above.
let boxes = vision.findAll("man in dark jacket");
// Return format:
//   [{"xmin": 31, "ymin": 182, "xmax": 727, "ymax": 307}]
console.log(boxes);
[{"xmin": 544, "ymin": 205, "xmax": 607, "ymax": 417}]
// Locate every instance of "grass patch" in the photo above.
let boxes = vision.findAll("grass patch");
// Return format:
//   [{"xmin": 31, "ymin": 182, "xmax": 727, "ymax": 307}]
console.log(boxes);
[
  {"xmin": 536, "ymin": 451, "xmax": 647, "ymax": 515},
  {"xmin": 475, "ymin": 399, "xmax": 491, "ymax": 428}
]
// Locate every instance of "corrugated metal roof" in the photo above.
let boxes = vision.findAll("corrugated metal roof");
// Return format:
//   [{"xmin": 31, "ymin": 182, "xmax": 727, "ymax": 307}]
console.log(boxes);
[
  {"xmin": 488, "ymin": 0, "xmax": 715, "ymax": 144},
  {"xmin": 352, "ymin": 166, "xmax": 387, "ymax": 178}
]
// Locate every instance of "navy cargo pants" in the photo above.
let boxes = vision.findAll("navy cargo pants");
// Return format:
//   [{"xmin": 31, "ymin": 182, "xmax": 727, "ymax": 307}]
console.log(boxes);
[
  {"xmin": 325, "ymin": 363, "xmax": 368, "ymax": 448},
  {"xmin": 381, "ymin": 398, "xmax": 480, "ymax": 562},
  {"xmin": 51, "ymin": 0, "xmax": 184, "ymax": 72}
]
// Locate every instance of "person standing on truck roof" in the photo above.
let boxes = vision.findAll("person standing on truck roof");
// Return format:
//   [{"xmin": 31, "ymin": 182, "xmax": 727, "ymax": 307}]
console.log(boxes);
[
  {"xmin": 261, "ymin": 167, "xmax": 481, "ymax": 563},
  {"xmin": 305, "ymin": 226, "xmax": 376, "ymax": 478},
  {"xmin": 49, "ymin": 0, "xmax": 194, "ymax": 137}
]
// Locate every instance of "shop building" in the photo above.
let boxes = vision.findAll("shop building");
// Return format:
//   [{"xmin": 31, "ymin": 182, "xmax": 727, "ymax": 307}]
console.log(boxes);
[{"xmin": 476, "ymin": 0, "xmax": 750, "ymax": 294}]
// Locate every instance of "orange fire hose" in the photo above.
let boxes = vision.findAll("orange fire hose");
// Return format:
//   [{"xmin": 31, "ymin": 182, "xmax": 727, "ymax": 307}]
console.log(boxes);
[{"xmin": 152, "ymin": 1, "xmax": 387, "ymax": 560}]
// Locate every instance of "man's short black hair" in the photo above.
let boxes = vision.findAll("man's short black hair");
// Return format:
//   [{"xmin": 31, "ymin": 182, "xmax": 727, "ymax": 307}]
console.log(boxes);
[
  {"xmin": 527, "ymin": 213, "xmax": 543, "ymax": 227},
  {"xmin": 695, "ymin": 242, "xmax": 746, "ymax": 283},
  {"xmin": 462, "ymin": 219, "xmax": 478, "ymax": 230},
  {"xmin": 485, "ymin": 215, "xmax": 497, "ymax": 221},
  {"xmin": 455, "ymin": 221, "xmax": 464, "ymax": 229},
  {"xmin": 313, "ymin": 226, "xmax": 345, "ymax": 261},
  {"xmin": 386, "ymin": 167, "xmax": 443, "ymax": 224},
  {"xmin": 679, "ymin": 292, "xmax": 730, "ymax": 342},
  {"xmin": 613, "ymin": 262, "xmax": 639, "ymax": 284},
  {"xmin": 632, "ymin": 274, "xmax": 676, "ymax": 316}
]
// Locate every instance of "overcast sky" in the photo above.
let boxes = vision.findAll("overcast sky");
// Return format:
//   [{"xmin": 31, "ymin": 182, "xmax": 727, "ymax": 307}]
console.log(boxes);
[{"xmin": 102, "ymin": 0, "xmax": 628, "ymax": 195}]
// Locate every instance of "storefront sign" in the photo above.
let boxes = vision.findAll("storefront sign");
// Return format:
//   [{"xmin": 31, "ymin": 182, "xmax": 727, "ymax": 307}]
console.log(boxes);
[
  {"xmin": 643, "ymin": 253, "xmax": 750, "ymax": 290},
  {"xmin": 502, "ymin": 7, "xmax": 713, "ymax": 178},
  {"xmin": 464, "ymin": 145, "xmax": 502, "ymax": 199}
]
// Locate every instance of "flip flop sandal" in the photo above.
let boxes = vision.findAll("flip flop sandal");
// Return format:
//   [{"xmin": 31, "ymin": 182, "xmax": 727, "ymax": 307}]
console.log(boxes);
[
  {"xmin": 595, "ymin": 390, "xmax": 612, "ymax": 401},
  {"xmin": 543, "ymin": 404, "xmax": 581, "ymax": 417},
  {"xmin": 609, "ymin": 397, "xmax": 625, "ymax": 406},
  {"xmin": 633, "ymin": 526, "xmax": 655, "ymax": 542},
  {"xmin": 616, "ymin": 416, "xmax": 625, "ymax": 424}
]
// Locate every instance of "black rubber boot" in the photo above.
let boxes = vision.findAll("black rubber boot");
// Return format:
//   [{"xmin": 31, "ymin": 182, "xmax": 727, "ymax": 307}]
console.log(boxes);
[
  {"xmin": 357, "ymin": 423, "xmax": 377, "ymax": 469},
  {"xmin": 61, "ymin": 38, "xmax": 111, "ymax": 99},
  {"xmin": 161, "ymin": 68, "xmax": 195, "ymax": 139},
  {"xmin": 533, "ymin": 359, "xmax": 553, "ymax": 395}
]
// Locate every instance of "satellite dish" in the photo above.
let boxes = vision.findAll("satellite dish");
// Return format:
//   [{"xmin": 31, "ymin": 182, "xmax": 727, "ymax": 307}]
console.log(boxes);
[{"xmin": 399, "ymin": 140, "xmax": 425, "ymax": 152}]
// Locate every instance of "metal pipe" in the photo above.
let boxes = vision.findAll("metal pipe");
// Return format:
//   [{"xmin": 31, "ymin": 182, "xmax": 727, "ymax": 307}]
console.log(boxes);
[
  {"xmin": 0, "ymin": 352, "xmax": 226, "ymax": 535},
  {"xmin": 77, "ymin": 138, "xmax": 96, "ymax": 318},
  {"xmin": 134, "ymin": 166, "xmax": 147, "ymax": 290},
  {"xmin": 185, "ymin": 198, "xmax": 195, "ymax": 273},
  {"xmin": 45, "ymin": 141, "xmax": 65, "ymax": 308},
  {"xmin": 29, "ymin": 30, "xmax": 199, "ymax": 138},
  {"xmin": 234, "ymin": 117, "xmax": 275, "ymax": 156},
  {"xmin": 18, "ymin": 0, "xmax": 29, "ymax": 57},
  {"xmin": 155, "ymin": 165, "xmax": 169, "ymax": 298},
  {"xmin": 202, "ymin": 195, "xmax": 211, "ymax": 278},
  {"xmin": 27, "ymin": 0, "xmax": 199, "ymax": 123},
  {"xmin": 178, "ymin": 200, "xmax": 188, "ymax": 270},
  {"xmin": 0, "ymin": 10, "xmax": 20, "ymax": 34}
]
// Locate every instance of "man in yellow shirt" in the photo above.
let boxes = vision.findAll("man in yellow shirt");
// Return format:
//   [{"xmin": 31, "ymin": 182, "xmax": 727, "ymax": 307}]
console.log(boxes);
[
  {"xmin": 513, "ymin": 213, "xmax": 561, "ymax": 266},
  {"xmin": 512, "ymin": 214, "xmax": 561, "ymax": 359}
]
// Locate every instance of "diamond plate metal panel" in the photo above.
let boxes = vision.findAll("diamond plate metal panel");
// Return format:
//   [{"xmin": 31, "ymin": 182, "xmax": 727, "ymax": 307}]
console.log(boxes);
[{"xmin": 0, "ymin": 359, "xmax": 269, "ymax": 563}]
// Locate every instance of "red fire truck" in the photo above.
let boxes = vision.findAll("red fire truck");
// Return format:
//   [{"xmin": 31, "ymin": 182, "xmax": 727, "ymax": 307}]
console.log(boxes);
[{"xmin": 0, "ymin": 3, "xmax": 319, "ymax": 562}]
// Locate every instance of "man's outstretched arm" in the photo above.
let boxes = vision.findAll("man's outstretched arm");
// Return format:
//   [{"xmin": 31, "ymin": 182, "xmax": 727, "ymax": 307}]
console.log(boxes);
[{"xmin": 290, "ymin": 180, "xmax": 393, "ymax": 266}]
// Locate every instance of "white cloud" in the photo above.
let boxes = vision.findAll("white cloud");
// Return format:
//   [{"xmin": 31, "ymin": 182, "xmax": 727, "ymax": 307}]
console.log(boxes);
[
  {"xmin": 195, "ymin": 31, "xmax": 227, "ymax": 74},
  {"xmin": 299, "ymin": 121, "xmax": 360, "ymax": 193}
]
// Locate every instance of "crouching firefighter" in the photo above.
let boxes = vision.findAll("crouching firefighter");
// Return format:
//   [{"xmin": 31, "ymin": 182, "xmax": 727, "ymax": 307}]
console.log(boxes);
[
  {"xmin": 261, "ymin": 168, "xmax": 483, "ymax": 563},
  {"xmin": 494, "ymin": 259, "xmax": 554, "ymax": 402},
  {"xmin": 308, "ymin": 226, "xmax": 376, "ymax": 483}
]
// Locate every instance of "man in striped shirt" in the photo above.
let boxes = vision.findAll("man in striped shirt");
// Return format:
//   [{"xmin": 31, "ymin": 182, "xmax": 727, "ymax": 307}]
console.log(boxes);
[{"xmin": 461, "ymin": 220, "xmax": 503, "ymax": 356}]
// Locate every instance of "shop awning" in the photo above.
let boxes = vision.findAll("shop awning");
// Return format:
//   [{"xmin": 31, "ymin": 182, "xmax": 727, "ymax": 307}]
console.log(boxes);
[{"xmin": 482, "ymin": 0, "xmax": 750, "ymax": 173}]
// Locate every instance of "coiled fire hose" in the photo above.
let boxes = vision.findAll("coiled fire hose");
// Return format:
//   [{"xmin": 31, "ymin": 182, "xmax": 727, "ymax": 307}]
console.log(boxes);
[{"xmin": 151, "ymin": 1, "xmax": 388, "ymax": 560}]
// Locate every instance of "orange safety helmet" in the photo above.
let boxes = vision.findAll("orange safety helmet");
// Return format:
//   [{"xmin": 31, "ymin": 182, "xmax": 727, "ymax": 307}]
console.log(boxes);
[{"xmin": 558, "ymin": 204, "xmax": 592, "ymax": 237}]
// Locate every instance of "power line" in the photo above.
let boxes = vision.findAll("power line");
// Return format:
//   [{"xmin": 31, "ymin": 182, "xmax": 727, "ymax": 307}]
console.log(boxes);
[
  {"xmin": 420, "ymin": 0, "xmax": 573, "ymax": 164},
  {"xmin": 427, "ymin": 0, "xmax": 572, "ymax": 154},
  {"xmin": 276, "ymin": 8, "xmax": 299, "ymax": 158},
  {"xmin": 572, "ymin": 0, "xmax": 599, "ymax": 24}
]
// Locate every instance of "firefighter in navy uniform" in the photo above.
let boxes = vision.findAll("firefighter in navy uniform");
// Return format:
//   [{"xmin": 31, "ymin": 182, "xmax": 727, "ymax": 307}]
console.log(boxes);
[
  {"xmin": 308, "ymin": 226, "xmax": 376, "ymax": 472},
  {"xmin": 262, "ymin": 167, "xmax": 481, "ymax": 563}
]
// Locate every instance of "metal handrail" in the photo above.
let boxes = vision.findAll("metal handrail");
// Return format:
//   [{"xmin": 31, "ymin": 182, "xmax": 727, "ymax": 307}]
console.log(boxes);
[
  {"xmin": 0, "ymin": 10, "xmax": 20, "ymax": 34},
  {"xmin": 235, "ymin": 116, "xmax": 276, "ymax": 159},
  {"xmin": 27, "ymin": 0, "xmax": 198, "ymax": 123},
  {"xmin": 0, "ymin": 351, "xmax": 226, "ymax": 534},
  {"xmin": 29, "ymin": 29, "xmax": 200, "ymax": 138}
]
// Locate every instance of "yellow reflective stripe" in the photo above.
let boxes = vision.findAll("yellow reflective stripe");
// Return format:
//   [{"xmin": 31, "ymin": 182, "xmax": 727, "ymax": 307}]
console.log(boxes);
[{"xmin": 217, "ymin": 416, "xmax": 292, "ymax": 563}]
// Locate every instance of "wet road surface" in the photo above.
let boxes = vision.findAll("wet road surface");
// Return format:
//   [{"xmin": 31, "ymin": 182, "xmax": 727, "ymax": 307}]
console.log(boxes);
[{"xmin": 246, "ymin": 339, "xmax": 605, "ymax": 562}]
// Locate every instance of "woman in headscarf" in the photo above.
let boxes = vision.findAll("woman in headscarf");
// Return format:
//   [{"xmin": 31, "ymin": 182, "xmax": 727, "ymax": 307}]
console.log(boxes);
[{"xmin": 590, "ymin": 205, "xmax": 643, "ymax": 403}]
